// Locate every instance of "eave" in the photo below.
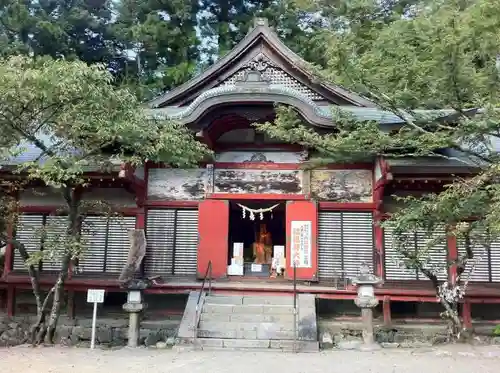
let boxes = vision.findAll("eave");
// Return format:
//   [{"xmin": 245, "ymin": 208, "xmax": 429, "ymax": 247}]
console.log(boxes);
[{"xmin": 148, "ymin": 18, "xmax": 375, "ymax": 109}]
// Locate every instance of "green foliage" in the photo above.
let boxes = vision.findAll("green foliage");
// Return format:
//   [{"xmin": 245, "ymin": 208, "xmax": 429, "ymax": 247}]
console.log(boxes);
[
  {"xmin": 494, "ymin": 324, "xmax": 500, "ymax": 336},
  {"xmin": 0, "ymin": 54, "xmax": 210, "ymax": 265},
  {"xmin": 257, "ymin": 0, "xmax": 500, "ymax": 286}
]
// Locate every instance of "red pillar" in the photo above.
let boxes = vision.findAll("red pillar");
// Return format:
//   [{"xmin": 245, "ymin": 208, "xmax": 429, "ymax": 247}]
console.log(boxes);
[
  {"xmin": 374, "ymin": 216, "xmax": 384, "ymax": 278},
  {"xmin": 67, "ymin": 291, "xmax": 75, "ymax": 319},
  {"xmin": 197, "ymin": 199, "xmax": 229, "ymax": 279},
  {"xmin": 462, "ymin": 300, "xmax": 472, "ymax": 329},
  {"xmin": 6, "ymin": 286, "xmax": 14, "ymax": 317},
  {"xmin": 448, "ymin": 231, "xmax": 458, "ymax": 283},
  {"xmin": 285, "ymin": 200, "xmax": 318, "ymax": 281},
  {"xmin": 383, "ymin": 296, "xmax": 391, "ymax": 326},
  {"xmin": 3, "ymin": 222, "xmax": 13, "ymax": 277},
  {"xmin": 136, "ymin": 208, "xmax": 145, "ymax": 229}
]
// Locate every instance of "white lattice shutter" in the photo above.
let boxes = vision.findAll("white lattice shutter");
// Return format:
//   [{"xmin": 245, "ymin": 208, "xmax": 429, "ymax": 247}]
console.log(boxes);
[
  {"xmin": 318, "ymin": 212, "xmax": 342, "ymax": 280},
  {"xmin": 416, "ymin": 227, "xmax": 448, "ymax": 281},
  {"xmin": 43, "ymin": 215, "xmax": 67, "ymax": 272},
  {"xmin": 79, "ymin": 216, "xmax": 107, "ymax": 273},
  {"xmin": 105, "ymin": 217, "xmax": 136, "ymax": 273},
  {"xmin": 384, "ymin": 228, "xmax": 418, "ymax": 280},
  {"xmin": 13, "ymin": 214, "xmax": 44, "ymax": 270},
  {"xmin": 173, "ymin": 209, "xmax": 199, "ymax": 275},
  {"xmin": 342, "ymin": 212, "xmax": 374, "ymax": 279},
  {"xmin": 457, "ymin": 237, "xmax": 490, "ymax": 282},
  {"xmin": 491, "ymin": 239, "xmax": 500, "ymax": 282},
  {"xmin": 318, "ymin": 211, "xmax": 374, "ymax": 281},
  {"xmin": 145, "ymin": 209, "xmax": 176, "ymax": 276}
]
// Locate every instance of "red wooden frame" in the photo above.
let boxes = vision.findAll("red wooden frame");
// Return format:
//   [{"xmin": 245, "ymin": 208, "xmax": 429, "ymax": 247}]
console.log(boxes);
[
  {"xmin": 207, "ymin": 193, "xmax": 306, "ymax": 201},
  {"xmin": 318, "ymin": 202, "xmax": 376, "ymax": 210},
  {"xmin": 145, "ymin": 200, "xmax": 199, "ymax": 208}
]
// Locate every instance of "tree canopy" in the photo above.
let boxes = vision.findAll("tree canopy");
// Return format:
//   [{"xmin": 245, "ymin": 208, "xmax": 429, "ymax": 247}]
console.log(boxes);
[
  {"xmin": 257, "ymin": 0, "xmax": 500, "ymax": 337},
  {"xmin": 0, "ymin": 55, "xmax": 210, "ymax": 343}
]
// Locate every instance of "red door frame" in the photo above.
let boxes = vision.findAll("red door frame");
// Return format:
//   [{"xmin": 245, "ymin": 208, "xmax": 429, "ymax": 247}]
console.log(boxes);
[
  {"xmin": 285, "ymin": 200, "xmax": 318, "ymax": 281},
  {"xmin": 197, "ymin": 199, "xmax": 229, "ymax": 279}
]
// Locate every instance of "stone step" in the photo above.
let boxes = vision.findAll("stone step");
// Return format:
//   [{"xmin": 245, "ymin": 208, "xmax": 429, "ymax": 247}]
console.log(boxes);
[
  {"xmin": 199, "ymin": 312, "xmax": 296, "ymax": 323},
  {"xmin": 199, "ymin": 320, "xmax": 295, "ymax": 332},
  {"xmin": 205, "ymin": 295, "xmax": 294, "ymax": 306},
  {"xmin": 203, "ymin": 303, "xmax": 295, "ymax": 315},
  {"xmin": 195, "ymin": 338, "xmax": 319, "ymax": 352},
  {"xmin": 197, "ymin": 326, "xmax": 295, "ymax": 340}
]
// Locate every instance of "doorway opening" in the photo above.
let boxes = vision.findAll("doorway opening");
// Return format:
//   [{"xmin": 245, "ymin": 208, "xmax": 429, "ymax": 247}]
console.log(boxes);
[{"xmin": 228, "ymin": 201, "xmax": 286, "ymax": 277}]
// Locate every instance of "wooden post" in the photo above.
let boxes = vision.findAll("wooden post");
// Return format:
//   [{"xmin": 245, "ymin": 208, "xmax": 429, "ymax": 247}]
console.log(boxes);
[
  {"xmin": 6, "ymin": 286, "xmax": 15, "ymax": 317},
  {"xmin": 136, "ymin": 208, "xmax": 146, "ymax": 278},
  {"xmin": 448, "ymin": 231, "xmax": 458, "ymax": 283},
  {"xmin": 3, "ymin": 222, "xmax": 14, "ymax": 277},
  {"xmin": 67, "ymin": 291, "xmax": 75, "ymax": 319},
  {"xmin": 462, "ymin": 300, "xmax": 472, "ymax": 329},
  {"xmin": 383, "ymin": 296, "xmax": 391, "ymax": 327}
]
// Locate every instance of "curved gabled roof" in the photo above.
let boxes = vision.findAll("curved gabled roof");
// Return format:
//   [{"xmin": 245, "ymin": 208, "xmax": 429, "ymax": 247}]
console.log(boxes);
[{"xmin": 148, "ymin": 18, "xmax": 375, "ymax": 109}]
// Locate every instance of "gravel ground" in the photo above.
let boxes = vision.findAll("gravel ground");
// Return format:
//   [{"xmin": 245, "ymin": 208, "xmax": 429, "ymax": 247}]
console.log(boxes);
[{"xmin": 0, "ymin": 345, "xmax": 499, "ymax": 373}]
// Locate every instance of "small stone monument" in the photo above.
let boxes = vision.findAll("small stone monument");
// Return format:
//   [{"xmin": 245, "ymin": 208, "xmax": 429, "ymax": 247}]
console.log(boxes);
[
  {"xmin": 122, "ymin": 279, "xmax": 150, "ymax": 347},
  {"xmin": 119, "ymin": 229, "xmax": 149, "ymax": 348},
  {"xmin": 352, "ymin": 263, "xmax": 383, "ymax": 351}
]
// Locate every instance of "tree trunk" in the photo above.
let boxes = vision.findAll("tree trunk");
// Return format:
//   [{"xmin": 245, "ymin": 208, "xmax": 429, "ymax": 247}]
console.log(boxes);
[
  {"xmin": 39, "ymin": 187, "xmax": 80, "ymax": 344},
  {"xmin": 30, "ymin": 286, "xmax": 55, "ymax": 345},
  {"xmin": 439, "ymin": 297, "xmax": 463, "ymax": 336},
  {"xmin": 43, "ymin": 270, "xmax": 67, "ymax": 344}
]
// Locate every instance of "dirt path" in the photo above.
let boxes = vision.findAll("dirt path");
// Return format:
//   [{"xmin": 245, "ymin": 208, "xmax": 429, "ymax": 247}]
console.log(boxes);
[{"xmin": 0, "ymin": 345, "xmax": 499, "ymax": 373}]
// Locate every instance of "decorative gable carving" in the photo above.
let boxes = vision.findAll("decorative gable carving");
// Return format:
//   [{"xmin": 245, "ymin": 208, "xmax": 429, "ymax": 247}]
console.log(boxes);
[{"xmin": 217, "ymin": 53, "xmax": 324, "ymax": 101}]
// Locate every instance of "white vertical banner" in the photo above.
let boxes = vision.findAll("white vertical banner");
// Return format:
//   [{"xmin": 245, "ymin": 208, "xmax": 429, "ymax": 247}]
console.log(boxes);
[{"xmin": 290, "ymin": 221, "xmax": 312, "ymax": 268}]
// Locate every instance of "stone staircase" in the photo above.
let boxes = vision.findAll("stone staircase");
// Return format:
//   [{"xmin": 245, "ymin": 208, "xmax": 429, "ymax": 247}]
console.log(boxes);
[{"xmin": 176, "ymin": 291, "xmax": 319, "ymax": 352}]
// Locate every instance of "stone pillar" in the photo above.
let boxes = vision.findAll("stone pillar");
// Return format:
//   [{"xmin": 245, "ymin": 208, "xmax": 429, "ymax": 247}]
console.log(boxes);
[
  {"xmin": 122, "ymin": 290, "xmax": 146, "ymax": 348},
  {"xmin": 361, "ymin": 308, "xmax": 375, "ymax": 345},
  {"xmin": 352, "ymin": 263, "xmax": 383, "ymax": 351}
]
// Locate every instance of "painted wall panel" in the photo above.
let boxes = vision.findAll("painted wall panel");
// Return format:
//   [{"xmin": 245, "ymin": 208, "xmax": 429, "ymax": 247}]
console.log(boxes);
[
  {"xmin": 215, "ymin": 151, "xmax": 306, "ymax": 163},
  {"xmin": 214, "ymin": 169, "xmax": 302, "ymax": 194},
  {"xmin": 19, "ymin": 188, "xmax": 66, "ymax": 206},
  {"xmin": 147, "ymin": 168, "xmax": 207, "ymax": 200},
  {"xmin": 311, "ymin": 169, "xmax": 372, "ymax": 202},
  {"xmin": 82, "ymin": 188, "xmax": 136, "ymax": 207}
]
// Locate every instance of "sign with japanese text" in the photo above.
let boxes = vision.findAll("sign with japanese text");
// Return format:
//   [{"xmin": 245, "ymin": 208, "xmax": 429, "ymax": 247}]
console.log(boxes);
[{"xmin": 290, "ymin": 221, "xmax": 312, "ymax": 268}]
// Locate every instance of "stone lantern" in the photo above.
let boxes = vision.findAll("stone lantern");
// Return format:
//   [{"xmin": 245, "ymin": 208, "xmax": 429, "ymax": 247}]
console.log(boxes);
[
  {"xmin": 122, "ymin": 279, "xmax": 150, "ymax": 347},
  {"xmin": 352, "ymin": 263, "xmax": 383, "ymax": 350}
]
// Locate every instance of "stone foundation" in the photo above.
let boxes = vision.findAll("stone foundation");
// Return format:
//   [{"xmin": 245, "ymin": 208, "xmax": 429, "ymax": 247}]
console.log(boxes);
[
  {"xmin": 318, "ymin": 319, "xmax": 500, "ymax": 349},
  {"xmin": 0, "ymin": 315, "xmax": 181, "ymax": 348}
]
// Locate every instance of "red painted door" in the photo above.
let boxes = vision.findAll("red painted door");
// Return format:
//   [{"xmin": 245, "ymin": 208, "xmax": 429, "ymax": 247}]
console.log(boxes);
[
  {"xmin": 285, "ymin": 200, "xmax": 318, "ymax": 281},
  {"xmin": 197, "ymin": 199, "xmax": 229, "ymax": 279}
]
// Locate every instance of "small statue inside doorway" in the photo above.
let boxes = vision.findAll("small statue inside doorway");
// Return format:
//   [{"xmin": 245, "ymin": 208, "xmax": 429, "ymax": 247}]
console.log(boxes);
[{"xmin": 252, "ymin": 223, "xmax": 273, "ymax": 265}]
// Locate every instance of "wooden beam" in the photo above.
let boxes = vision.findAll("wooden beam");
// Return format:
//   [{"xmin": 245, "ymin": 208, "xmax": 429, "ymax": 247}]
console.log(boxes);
[
  {"xmin": 462, "ymin": 300, "xmax": 472, "ymax": 329},
  {"xmin": 6, "ymin": 285, "xmax": 14, "ymax": 317},
  {"xmin": 448, "ymin": 230, "xmax": 458, "ymax": 283},
  {"xmin": 383, "ymin": 296, "xmax": 391, "ymax": 327},
  {"xmin": 67, "ymin": 290, "xmax": 75, "ymax": 319}
]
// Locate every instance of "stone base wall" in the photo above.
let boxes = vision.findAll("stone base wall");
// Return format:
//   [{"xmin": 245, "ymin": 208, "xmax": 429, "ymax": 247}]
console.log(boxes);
[
  {"xmin": 318, "ymin": 319, "xmax": 500, "ymax": 349},
  {"xmin": 0, "ymin": 315, "xmax": 181, "ymax": 348}
]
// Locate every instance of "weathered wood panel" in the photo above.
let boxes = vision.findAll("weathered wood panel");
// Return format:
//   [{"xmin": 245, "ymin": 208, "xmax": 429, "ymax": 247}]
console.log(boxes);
[
  {"xmin": 383, "ymin": 191, "xmax": 429, "ymax": 213},
  {"xmin": 214, "ymin": 169, "xmax": 302, "ymax": 194},
  {"xmin": 19, "ymin": 187, "xmax": 65, "ymax": 206},
  {"xmin": 215, "ymin": 151, "xmax": 306, "ymax": 163},
  {"xmin": 311, "ymin": 170, "xmax": 372, "ymax": 202},
  {"xmin": 147, "ymin": 168, "xmax": 206, "ymax": 200},
  {"xmin": 82, "ymin": 188, "xmax": 137, "ymax": 207}
]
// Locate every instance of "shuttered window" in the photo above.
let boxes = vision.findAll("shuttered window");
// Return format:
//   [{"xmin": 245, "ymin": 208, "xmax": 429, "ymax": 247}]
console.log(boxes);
[
  {"xmin": 458, "ymin": 236, "xmax": 500, "ymax": 283},
  {"xmin": 318, "ymin": 211, "xmax": 374, "ymax": 281},
  {"xmin": 13, "ymin": 214, "xmax": 66, "ymax": 272},
  {"xmin": 145, "ymin": 209, "xmax": 199, "ymax": 277},
  {"xmin": 384, "ymin": 227, "xmax": 448, "ymax": 281},
  {"xmin": 78, "ymin": 216, "xmax": 136, "ymax": 274}
]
